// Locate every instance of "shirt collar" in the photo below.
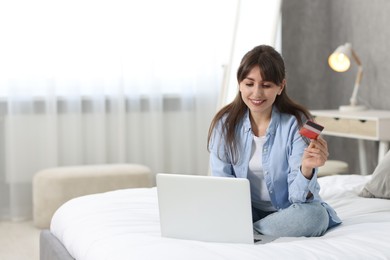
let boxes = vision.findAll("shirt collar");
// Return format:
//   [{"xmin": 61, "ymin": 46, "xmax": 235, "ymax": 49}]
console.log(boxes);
[{"xmin": 243, "ymin": 106, "xmax": 281, "ymax": 135}]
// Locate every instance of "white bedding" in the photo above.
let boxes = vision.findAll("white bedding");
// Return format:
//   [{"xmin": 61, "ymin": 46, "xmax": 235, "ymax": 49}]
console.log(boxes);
[{"xmin": 51, "ymin": 175, "xmax": 390, "ymax": 260}]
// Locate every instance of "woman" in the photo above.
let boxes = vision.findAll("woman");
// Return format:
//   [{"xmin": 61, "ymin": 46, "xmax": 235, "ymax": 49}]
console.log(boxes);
[{"xmin": 207, "ymin": 45, "xmax": 341, "ymax": 237}]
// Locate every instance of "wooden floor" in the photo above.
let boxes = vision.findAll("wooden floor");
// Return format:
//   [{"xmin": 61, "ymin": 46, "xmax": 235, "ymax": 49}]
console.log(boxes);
[{"xmin": 0, "ymin": 220, "xmax": 40, "ymax": 260}]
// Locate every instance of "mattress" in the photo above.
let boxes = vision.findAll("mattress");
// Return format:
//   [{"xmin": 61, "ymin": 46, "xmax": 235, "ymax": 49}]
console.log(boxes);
[{"xmin": 50, "ymin": 174, "xmax": 390, "ymax": 260}]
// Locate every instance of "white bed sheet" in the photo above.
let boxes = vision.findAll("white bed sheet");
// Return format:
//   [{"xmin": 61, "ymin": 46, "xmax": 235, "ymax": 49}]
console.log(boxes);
[{"xmin": 51, "ymin": 175, "xmax": 390, "ymax": 260}]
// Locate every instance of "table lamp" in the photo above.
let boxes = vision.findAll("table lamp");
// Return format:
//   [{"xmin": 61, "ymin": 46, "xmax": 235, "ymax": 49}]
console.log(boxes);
[{"xmin": 328, "ymin": 43, "xmax": 366, "ymax": 111}]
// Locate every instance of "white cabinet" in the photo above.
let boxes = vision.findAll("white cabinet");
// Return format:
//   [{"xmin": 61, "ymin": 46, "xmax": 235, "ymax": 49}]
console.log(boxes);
[{"xmin": 311, "ymin": 110, "xmax": 390, "ymax": 174}]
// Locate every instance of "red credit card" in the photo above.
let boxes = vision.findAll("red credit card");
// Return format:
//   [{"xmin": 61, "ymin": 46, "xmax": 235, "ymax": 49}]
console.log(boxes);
[{"xmin": 299, "ymin": 120, "xmax": 324, "ymax": 139}]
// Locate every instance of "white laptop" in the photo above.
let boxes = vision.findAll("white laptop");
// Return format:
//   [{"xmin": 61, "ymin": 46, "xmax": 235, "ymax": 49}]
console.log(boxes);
[{"xmin": 156, "ymin": 173, "xmax": 275, "ymax": 244}]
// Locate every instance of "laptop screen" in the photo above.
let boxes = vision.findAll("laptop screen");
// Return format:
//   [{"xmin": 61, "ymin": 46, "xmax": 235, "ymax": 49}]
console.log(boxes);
[{"xmin": 156, "ymin": 173, "xmax": 254, "ymax": 244}]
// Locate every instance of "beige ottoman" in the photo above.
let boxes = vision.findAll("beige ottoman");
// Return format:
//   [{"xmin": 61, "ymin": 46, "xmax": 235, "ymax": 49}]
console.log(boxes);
[
  {"xmin": 318, "ymin": 160, "xmax": 349, "ymax": 177},
  {"xmin": 33, "ymin": 164, "xmax": 153, "ymax": 228}
]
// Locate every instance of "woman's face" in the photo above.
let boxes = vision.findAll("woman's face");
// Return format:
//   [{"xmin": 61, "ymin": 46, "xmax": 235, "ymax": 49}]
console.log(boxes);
[{"xmin": 239, "ymin": 66, "xmax": 284, "ymax": 116}]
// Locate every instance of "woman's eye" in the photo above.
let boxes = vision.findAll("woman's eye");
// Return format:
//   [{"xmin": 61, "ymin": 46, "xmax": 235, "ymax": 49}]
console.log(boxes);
[
  {"xmin": 245, "ymin": 83, "xmax": 254, "ymax": 87},
  {"xmin": 262, "ymin": 84, "xmax": 271, "ymax": 88}
]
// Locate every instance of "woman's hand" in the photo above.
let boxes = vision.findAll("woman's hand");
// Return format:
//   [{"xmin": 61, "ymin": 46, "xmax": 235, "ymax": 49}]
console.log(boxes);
[{"xmin": 301, "ymin": 136, "xmax": 329, "ymax": 179}]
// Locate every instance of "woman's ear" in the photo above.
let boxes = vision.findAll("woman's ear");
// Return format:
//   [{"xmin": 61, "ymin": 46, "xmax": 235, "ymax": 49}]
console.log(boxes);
[{"xmin": 278, "ymin": 79, "xmax": 286, "ymax": 95}]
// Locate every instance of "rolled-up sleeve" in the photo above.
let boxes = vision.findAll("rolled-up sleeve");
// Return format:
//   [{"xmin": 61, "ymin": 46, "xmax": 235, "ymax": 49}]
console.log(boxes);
[{"xmin": 289, "ymin": 168, "xmax": 319, "ymax": 202}]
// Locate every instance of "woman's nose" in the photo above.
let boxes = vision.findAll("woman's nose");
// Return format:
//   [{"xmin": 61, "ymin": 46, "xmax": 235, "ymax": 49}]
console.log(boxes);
[{"xmin": 253, "ymin": 86, "xmax": 263, "ymax": 95}]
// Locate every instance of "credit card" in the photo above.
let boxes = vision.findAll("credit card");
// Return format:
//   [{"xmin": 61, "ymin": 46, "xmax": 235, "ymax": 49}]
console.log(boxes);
[{"xmin": 299, "ymin": 120, "xmax": 324, "ymax": 139}]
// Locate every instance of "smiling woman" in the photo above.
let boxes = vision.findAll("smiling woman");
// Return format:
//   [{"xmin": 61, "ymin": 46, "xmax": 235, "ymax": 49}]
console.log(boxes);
[
  {"xmin": 207, "ymin": 45, "xmax": 339, "ymax": 238},
  {"xmin": 239, "ymin": 66, "xmax": 284, "ymax": 118}
]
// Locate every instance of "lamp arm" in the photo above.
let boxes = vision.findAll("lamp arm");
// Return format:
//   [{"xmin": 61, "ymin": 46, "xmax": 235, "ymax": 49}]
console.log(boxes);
[
  {"xmin": 349, "ymin": 48, "xmax": 363, "ymax": 106},
  {"xmin": 349, "ymin": 65, "xmax": 363, "ymax": 106}
]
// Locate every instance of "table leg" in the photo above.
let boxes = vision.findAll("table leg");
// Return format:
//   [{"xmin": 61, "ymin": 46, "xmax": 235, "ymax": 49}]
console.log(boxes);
[
  {"xmin": 358, "ymin": 139, "xmax": 368, "ymax": 175},
  {"xmin": 378, "ymin": 141, "xmax": 390, "ymax": 164}
]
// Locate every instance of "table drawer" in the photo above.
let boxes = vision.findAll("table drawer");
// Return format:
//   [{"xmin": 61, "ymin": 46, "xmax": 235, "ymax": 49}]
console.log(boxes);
[{"xmin": 314, "ymin": 116, "xmax": 377, "ymax": 138}]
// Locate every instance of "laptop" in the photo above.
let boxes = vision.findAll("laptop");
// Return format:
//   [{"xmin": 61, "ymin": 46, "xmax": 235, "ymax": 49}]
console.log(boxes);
[{"xmin": 156, "ymin": 173, "xmax": 276, "ymax": 244}]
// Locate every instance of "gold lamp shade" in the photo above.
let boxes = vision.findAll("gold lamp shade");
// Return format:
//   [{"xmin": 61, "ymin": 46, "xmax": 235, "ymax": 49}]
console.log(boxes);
[{"xmin": 328, "ymin": 43, "xmax": 352, "ymax": 72}]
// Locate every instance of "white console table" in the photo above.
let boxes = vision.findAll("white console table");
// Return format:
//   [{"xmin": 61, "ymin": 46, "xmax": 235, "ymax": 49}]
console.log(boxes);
[{"xmin": 311, "ymin": 110, "xmax": 390, "ymax": 175}]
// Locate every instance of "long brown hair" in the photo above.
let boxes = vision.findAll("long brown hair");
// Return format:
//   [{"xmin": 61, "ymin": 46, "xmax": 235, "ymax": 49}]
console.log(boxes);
[{"xmin": 207, "ymin": 45, "xmax": 311, "ymax": 163}]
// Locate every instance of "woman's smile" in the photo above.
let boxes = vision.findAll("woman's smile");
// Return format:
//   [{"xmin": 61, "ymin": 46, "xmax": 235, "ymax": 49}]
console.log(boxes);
[{"xmin": 250, "ymin": 98, "xmax": 266, "ymax": 106}]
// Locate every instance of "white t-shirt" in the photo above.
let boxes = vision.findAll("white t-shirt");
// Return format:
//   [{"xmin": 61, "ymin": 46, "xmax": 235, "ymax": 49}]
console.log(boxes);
[{"xmin": 247, "ymin": 135, "xmax": 276, "ymax": 212}]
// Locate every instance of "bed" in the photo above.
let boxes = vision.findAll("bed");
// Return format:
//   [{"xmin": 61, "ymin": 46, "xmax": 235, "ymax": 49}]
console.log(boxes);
[{"xmin": 40, "ymin": 156, "xmax": 390, "ymax": 260}]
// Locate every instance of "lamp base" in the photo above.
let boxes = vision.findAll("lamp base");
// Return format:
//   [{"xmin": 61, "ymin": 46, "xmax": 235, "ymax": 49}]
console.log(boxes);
[{"xmin": 339, "ymin": 105, "xmax": 367, "ymax": 112}]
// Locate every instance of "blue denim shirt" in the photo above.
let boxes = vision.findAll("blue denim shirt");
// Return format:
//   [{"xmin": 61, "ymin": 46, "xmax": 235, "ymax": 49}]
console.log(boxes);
[{"xmin": 209, "ymin": 107, "xmax": 341, "ymax": 228}]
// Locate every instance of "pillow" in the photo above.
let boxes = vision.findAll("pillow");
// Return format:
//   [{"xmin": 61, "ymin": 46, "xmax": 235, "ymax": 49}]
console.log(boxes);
[{"xmin": 359, "ymin": 150, "xmax": 390, "ymax": 199}]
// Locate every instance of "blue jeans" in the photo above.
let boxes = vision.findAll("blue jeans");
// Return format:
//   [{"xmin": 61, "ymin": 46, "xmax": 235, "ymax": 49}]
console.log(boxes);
[{"xmin": 252, "ymin": 202, "xmax": 329, "ymax": 237}]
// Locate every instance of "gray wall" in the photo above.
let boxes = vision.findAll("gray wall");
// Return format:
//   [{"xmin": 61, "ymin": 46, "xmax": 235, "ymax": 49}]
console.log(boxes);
[{"xmin": 282, "ymin": 0, "xmax": 390, "ymax": 174}]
